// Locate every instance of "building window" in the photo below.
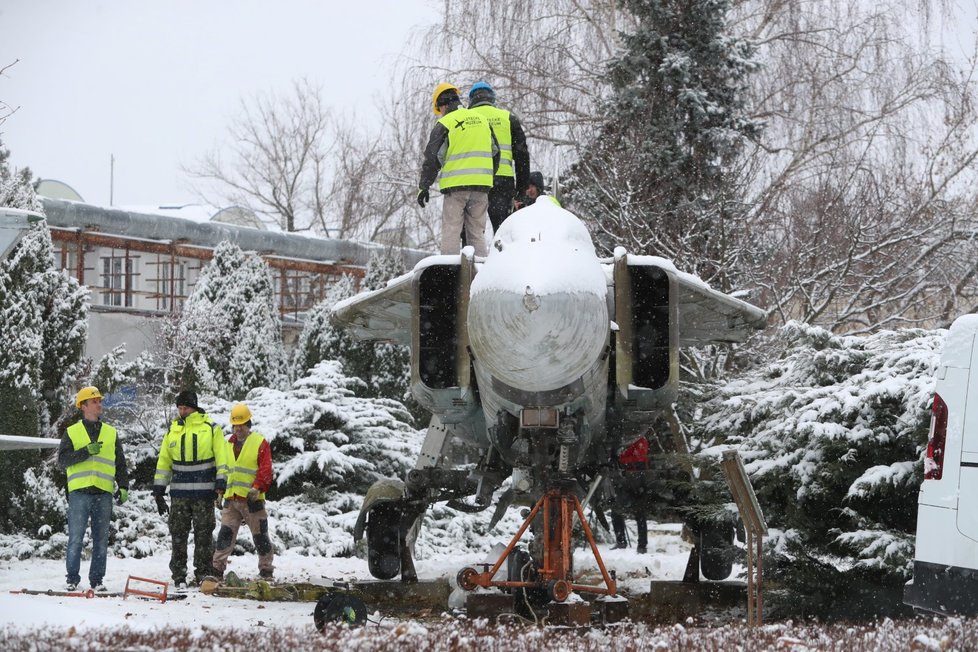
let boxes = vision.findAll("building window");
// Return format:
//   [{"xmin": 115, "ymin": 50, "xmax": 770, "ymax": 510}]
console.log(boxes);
[
  {"xmin": 156, "ymin": 260, "xmax": 187, "ymax": 311},
  {"xmin": 101, "ymin": 255, "xmax": 135, "ymax": 307}
]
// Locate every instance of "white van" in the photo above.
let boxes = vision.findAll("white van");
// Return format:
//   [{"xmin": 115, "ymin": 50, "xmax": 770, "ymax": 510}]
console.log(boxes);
[{"xmin": 904, "ymin": 313, "xmax": 978, "ymax": 615}]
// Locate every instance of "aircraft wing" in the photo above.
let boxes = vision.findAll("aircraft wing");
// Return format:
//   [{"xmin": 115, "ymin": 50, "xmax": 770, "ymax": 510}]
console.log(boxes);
[
  {"xmin": 671, "ymin": 272, "xmax": 767, "ymax": 346},
  {"xmin": 615, "ymin": 254, "xmax": 766, "ymax": 346},
  {"xmin": 0, "ymin": 434, "xmax": 61, "ymax": 451},
  {"xmin": 331, "ymin": 269, "xmax": 414, "ymax": 345}
]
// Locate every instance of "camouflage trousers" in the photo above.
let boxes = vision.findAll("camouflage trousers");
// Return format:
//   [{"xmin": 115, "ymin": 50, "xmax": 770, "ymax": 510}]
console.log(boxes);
[
  {"xmin": 168, "ymin": 497, "xmax": 217, "ymax": 583},
  {"xmin": 212, "ymin": 498, "xmax": 274, "ymax": 578}
]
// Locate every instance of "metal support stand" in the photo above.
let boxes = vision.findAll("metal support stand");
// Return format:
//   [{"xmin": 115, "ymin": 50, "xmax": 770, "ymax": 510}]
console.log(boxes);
[
  {"xmin": 720, "ymin": 449, "xmax": 768, "ymax": 627},
  {"xmin": 457, "ymin": 487, "xmax": 617, "ymax": 601}
]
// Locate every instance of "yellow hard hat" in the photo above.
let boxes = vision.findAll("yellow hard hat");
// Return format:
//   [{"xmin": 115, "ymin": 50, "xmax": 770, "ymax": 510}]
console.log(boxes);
[
  {"xmin": 75, "ymin": 386, "xmax": 103, "ymax": 408},
  {"xmin": 431, "ymin": 82, "xmax": 460, "ymax": 115},
  {"xmin": 230, "ymin": 402, "xmax": 253, "ymax": 426}
]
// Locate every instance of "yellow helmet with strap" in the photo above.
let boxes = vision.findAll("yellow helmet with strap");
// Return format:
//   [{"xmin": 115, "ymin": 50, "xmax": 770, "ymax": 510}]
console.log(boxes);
[{"xmin": 431, "ymin": 82, "xmax": 460, "ymax": 115}]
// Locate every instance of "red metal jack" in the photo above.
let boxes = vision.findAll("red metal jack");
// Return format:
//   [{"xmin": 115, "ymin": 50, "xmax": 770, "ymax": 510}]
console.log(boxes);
[
  {"xmin": 457, "ymin": 487, "xmax": 617, "ymax": 602},
  {"xmin": 123, "ymin": 575, "xmax": 170, "ymax": 603}
]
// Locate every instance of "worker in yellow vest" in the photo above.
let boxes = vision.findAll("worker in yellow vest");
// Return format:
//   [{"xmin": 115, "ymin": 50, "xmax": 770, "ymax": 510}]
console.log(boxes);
[
  {"xmin": 467, "ymin": 82, "xmax": 530, "ymax": 233},
  {"xmin": 211, "ymin": 402, "xmax": 274, "ymax": 580},
  {"xmin": 417, "ymin": 82, "xmax": 500, "ymax": 257},
  {"xmin": 57, "ymin": 386, "xmax": 130, "ymax": 592}
]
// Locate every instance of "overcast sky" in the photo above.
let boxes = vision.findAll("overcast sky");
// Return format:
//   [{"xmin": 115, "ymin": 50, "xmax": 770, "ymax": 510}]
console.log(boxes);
[{"xmin": 1, "ymin": 0, "xmax": 437, "ymax": 208}]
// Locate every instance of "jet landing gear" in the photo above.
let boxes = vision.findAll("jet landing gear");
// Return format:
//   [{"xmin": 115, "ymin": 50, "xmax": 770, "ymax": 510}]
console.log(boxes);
[{"xmin": 456, "ymin": 486, "xmax": 627, "ymax": 625}]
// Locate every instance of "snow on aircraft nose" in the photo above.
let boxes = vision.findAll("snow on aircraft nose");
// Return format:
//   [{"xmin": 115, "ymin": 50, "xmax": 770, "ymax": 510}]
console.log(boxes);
[{"xmin": 468, "ymin": 200, "xmax": 609, "ymax": 392}]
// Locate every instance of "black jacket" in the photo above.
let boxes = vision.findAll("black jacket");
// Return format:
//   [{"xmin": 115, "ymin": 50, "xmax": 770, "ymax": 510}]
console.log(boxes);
[
  {"xmin": 468, "ymin": 99, "xmax": 531, "ymax": 194},
  {"xmin": 418, "ymin": 105, "xmax": 501, "ymax": 194},
  {"xmin": 58, "ymin": 419, "xmax": 130, "ymax": 494}
]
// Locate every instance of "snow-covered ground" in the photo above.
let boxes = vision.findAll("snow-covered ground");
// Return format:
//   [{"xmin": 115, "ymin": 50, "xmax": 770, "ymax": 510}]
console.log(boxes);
[
  {"xmin": 4, "ymin": 515, "xmax": 978, "ymax": 652},
  {"xmin": 0, "ymin": 525, "xmax": 691, "ymax": 633}
]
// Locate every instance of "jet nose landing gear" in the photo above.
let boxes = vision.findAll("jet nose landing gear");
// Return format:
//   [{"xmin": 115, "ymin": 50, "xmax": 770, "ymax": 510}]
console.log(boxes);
[{"xmin": 457, "ymin": 486, "xmax": 626, "ymax": 625}]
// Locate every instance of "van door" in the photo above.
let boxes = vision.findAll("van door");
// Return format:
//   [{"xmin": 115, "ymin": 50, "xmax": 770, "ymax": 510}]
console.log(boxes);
[{"xmin": 957, "ymin": 317, "xmax": 978, "ymax": 541}]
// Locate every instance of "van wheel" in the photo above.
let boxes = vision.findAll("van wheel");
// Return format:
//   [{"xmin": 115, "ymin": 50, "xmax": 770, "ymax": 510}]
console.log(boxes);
[{"xmin": 700, "ymin": 523, "xmax": 735, "ymax": 580}]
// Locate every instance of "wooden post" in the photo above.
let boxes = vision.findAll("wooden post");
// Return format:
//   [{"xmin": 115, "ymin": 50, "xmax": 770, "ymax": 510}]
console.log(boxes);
[{"xmin": 720, "ymin": 449, "xmax": 768, "ymax": 626}]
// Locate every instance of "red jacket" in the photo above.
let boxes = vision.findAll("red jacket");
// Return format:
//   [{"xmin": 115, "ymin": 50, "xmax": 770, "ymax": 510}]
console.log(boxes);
[
  {"xmin": 230, "ymin": 434, "xmax": 273, "ymax": 494},
  {"xmin": 619, "ymin": 436, "xmax": 649, "ymax": 470}
]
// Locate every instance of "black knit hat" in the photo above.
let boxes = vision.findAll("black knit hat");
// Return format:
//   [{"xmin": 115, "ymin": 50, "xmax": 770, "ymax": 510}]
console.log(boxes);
[
  {"xmin": 175, "ymin": 390, "xmax": 199, "ymax": 410},
  {"xmin": 528, "ymin": 171, "xmax": 548, "ymax": 191}
]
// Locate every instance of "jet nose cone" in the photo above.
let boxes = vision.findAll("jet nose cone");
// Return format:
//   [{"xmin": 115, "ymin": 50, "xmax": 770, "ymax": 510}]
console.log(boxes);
[
  {"xmin": 468, "ymin": 201, "xmax": 609, "ymax": 391},
  {"xmin": 469, "ymin": 286, "xmax": 608, "ymax": 391}
]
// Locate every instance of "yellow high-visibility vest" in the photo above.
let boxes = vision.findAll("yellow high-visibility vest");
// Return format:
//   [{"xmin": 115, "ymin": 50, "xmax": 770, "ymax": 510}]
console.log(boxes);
[
  {"xmin": 469, "ymin": 105, "xmax": 513, "ymax": 179},
  {"xmin": 65, "ymin": 421, "xmax": 117, "ymax": 493},
  {"xmin": 224, "ymin": 432, "xmax": 267, "ymax": 500},
  {"xmin": 437, "ymin": 108, "xmax": 494, "ymax": 190},
  {"xmin": 154, "ymin": 411, "xmax": 225, "ymax": 497}
]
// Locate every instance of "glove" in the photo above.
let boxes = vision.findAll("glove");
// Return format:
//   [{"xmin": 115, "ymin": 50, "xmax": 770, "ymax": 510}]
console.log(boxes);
[
  {"xmin": 117, "ymin": 489, "xmax": 128, "ymax": 504},
  {"xmin": 247, "ymin": 488, "xmax": 260, "ymax": 502},
  {"xmin": 417, "ymin": 188, "xmax": 429, "ymax": 208},
  {"xmin": 215, "ymin": 490, "xmax": 224, "ymax": 510},
  {"xmin": 155, "ymin": 495, "xmax": 169, "ymax": 516},
  {"xmin": 85, "ymin": 442, "xmax": 102, "ymax": 455}
]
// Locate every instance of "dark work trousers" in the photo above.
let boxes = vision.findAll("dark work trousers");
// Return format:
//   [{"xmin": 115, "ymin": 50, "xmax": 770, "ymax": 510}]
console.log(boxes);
[
  {"xmin": 611, "ymin": 509, "xmax": 648, "ymax": 549},
  {"xmin": 169, "ymin": 497, "xmax": 216, "ymax": 583},
  {"xmin": 487, "ymin": 177, "xmax": 516, "ymax": 233}
]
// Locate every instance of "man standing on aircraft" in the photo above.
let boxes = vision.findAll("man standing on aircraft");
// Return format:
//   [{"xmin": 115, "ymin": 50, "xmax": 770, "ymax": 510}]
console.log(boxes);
[
  {"xmin": 58, "ymin": 386, "xmax": 130, "ymax": 592},
  {"xmin": 417, "ymin": 82, "xmax": 499, "ymax": 257},
  {"xmin": 467, "ymin": 82, "xmax": 530, "ymax": 232}
]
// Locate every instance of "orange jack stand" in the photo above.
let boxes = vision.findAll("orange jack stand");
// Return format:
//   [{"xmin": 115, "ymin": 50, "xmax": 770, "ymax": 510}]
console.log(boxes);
[
  {"xmin": 123, "ymin": 575, "xmax": 170, "ymax": 603},
  {"xmin": 457, "ymin": 487, "xmax": 617, "ymax": 602}
]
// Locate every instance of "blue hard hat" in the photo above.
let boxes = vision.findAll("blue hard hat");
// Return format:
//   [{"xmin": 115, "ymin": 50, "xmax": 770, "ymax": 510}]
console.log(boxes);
[{"xmin": 469, "ymin": 82, "xmax": 494, "ymax": 98}]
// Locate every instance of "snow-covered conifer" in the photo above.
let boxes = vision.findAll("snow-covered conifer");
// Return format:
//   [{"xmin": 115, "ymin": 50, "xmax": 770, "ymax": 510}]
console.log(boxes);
[
  {"xmin": 167, "ymin": 241, "xmax": 287, "ymax": 399},
  {"xmin": 0, "ymin": 147, "xmax": 89, "ymax": 533},
  {"xmin": 565, "ymin": 0, "xmax": 759, "ymax": 287},
  {"xmin": 696, "ymin": 322, "xmax": 942, "ymax": 617},
  {"xmin": 292, "ymin": 274, "xmax": 358, "ymax": 376},
  {"xmin": 293, "ymin": 250, "xmax": 412, "ymax": 410}
]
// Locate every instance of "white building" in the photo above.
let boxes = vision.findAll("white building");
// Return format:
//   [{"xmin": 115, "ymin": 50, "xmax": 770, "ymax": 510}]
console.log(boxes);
[{"xmin": 41, "ymin": 197, "xmax": 430, "ymax": 361}]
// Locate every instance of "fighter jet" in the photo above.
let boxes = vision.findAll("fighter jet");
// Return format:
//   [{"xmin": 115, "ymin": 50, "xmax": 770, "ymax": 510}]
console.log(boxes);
[{"xmin": 332, "ymin": 199, "xmax": 765, "ymax": 593}]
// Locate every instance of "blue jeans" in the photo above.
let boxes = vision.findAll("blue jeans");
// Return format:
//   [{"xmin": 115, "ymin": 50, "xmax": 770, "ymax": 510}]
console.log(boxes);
[{"xmin": 66, "ymin": 491, "xmax": 113, "ymax": 586}]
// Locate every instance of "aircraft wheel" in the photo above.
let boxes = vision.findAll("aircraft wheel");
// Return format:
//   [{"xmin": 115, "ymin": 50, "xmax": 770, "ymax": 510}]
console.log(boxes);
[
  {"xmin": 365, "ymin": 503, "xmax": 402, "ymax": 580},
  {"xmin": 547, "ymin": 579, "xmax": 572, "ymax": 603},
  {"xmin": 314, "ymin": 591, "xmax": 368, "ymax": 630},
  {"xmin": 457, "ymin": 566, "xmax": 480, "ymax": 591},
  {"xmin": 700, "ymin": 523, "xmax": 735, "ymax": 580}
]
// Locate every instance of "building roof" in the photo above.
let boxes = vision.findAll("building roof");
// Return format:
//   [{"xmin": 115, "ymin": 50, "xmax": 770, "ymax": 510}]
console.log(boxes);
[{"xmin": 42, "ymin": 198, "xmax": 432, "ymax": 268}]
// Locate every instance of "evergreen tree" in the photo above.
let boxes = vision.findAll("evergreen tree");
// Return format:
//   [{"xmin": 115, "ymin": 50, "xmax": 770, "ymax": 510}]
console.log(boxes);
[
  {"xmin": 293, "ymin": 249, "xmax": 413, "ymax": 410},
  {"xmin": 202, "ymin": 359, "xmax": 420, "ymax": 501},
  {"xmin": 696, "ymin": 322, "xmax": 941, "ymax": 618},
  {"xmin": 564, "ymin": 0, "xmax": 760, "ymax": 288},
  {"xmin": 0, "ymin": 143, "xmax": 89, "ymax": 532},
  {"xmin": 357, "ymin": 250, "xmax": 411, "ymax": 401},
  {"xmin": 165, "ymin": 241, "xmax": 287, "ymax": 399},
  {"xmin": 292, "ymin": 274, "xmax": 359, "ymax": 376}
]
